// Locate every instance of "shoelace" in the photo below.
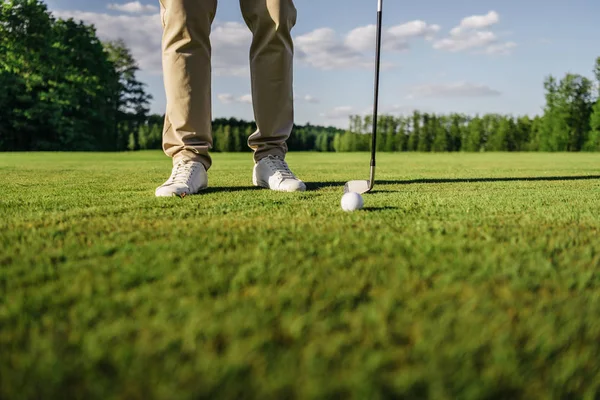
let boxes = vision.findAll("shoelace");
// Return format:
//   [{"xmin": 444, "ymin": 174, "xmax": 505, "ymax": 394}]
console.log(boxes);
[
  {"xmin": 170, "ymin": 161, "xmax": 199, "ymax": 186},
  {"xmin": 267, "ymin": 157, "xmax": 295, "ymax": 180}
]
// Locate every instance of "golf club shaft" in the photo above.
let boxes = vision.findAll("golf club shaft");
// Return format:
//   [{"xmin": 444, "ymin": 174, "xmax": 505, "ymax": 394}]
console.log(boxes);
[{"xmin": 369, "ymin": 0, "xmax": 383, "ymax": 187}]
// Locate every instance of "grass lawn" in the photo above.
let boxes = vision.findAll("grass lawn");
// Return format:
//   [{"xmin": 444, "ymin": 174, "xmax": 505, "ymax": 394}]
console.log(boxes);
[{"xmin": 1, "ymin": 151, "xmax": 600, "ymax": 399}]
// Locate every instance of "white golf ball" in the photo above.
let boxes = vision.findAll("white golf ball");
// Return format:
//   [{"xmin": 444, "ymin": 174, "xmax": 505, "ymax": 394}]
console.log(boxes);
[{"xmin": 341, "ymin": 192, "xmax": 364, "ymax": 211}]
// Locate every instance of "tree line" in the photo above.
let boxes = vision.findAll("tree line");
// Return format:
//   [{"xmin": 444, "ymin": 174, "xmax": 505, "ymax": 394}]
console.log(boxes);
[
  {"xmin": 2, "ymin": 0, "xmax": 600, "ymax": 153},
  {"xmin": 0, "ymin": 0, "xmax": 150, "ymax": 151},
  {"xmin": 132, "ymin": 117, "xmax": 344, "ymax": 153}
]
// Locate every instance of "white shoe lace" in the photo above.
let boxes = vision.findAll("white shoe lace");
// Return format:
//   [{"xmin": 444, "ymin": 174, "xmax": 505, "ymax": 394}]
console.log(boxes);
[
  {"xmin": 168, "ymin": 161, "xmax": 201, "ymax": 186},
  {"xmin": 266, "ymin": 156, "xmax": 296, "ymax": 180}
]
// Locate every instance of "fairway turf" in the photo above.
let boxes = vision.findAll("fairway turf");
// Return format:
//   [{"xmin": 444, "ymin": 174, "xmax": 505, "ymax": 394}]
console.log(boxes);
[{"xmin": 2, "ymin": 152, "xmax": 600, "ymax": 399}]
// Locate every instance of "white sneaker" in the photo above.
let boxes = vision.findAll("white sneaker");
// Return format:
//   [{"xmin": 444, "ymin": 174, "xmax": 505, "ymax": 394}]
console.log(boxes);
[
  {"xmin": 155, "ymin": 159, "xmax": 208, "ymax": 197},
  {"xmin": 253, "ymin": 155, "xmax": 306, "ymax": 192}
]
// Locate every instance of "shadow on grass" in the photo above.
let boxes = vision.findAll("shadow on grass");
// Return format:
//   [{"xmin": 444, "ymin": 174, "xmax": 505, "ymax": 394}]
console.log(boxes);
[
  {"xmin": 170, "ymin": 175, "xmax": 600, "ymax": 195},
  {"xmin": 306, "ymin": 182, "xmax": 346, "ymax": 190},
  {"xmin": 363, "ymin": 206, "xmax": 399, "ymax": 212},
  {"xmin": 308, "ymin": 175, "xmax": 600, "ymax": 191},
  {"xmin": 380, "ymin": 175, "xmax": 600, "ymax": 185}
]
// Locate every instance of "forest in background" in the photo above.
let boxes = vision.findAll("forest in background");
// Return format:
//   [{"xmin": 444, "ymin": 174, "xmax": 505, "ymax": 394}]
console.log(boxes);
[{"xmin": 2, "ymin": 0, "xmax": 600, "ymax": 153}]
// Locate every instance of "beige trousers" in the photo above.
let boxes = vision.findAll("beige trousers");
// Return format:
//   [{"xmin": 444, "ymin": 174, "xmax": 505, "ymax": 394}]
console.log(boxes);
[{"xmin": 159, "ymin": 0, "xmax": 297, "ymax": 169}]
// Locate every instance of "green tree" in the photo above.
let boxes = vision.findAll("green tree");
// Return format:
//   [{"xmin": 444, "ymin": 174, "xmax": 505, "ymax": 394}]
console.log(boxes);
[
  {"xmin": 585, "ymin": 58, "xmax": 600, "ymax": 151},
  {"xmin": 104, "ymin": 39, "xmax": 152, "ymax": 151},
  {"xmin": 231, "ymin": 126, "xmax": 241, "ymax": 152},
  {"xmin": 384, "ymin": 129, "xmax": 395, "ymax": 152},
  {"xmin": 487, "ymin": 116, "xmax": 515, "ymax": 151},
  {"xmin": 142, "ymin": 121, "xmax": 162, "ymax": 150},
  {"xmin": 541, "ymin": 76, "xmax": 564, "ymax": 151},
  {"xmin": 315, "ymin": 133, "xmax": 328, "ymax": 152},
  {"xmin": 565, "ymin": 74, "xmax": 593, "ymax": 150},
  {"xmin": 586, "ymin": 103, "xmax": 600, "ymax": 151},
  {"xmin": 52, "ymin": 18, "xmax": 120, "ymax": 150},
  {"xmin": 0, "ymin": 0, "xmax": 55, "ymax": 150},
  {"xmin": 541, "ymin": 74, "xmax": 593, "ymax": 151},
  {"xmin": 515, "ymin": 116, "xmax": 532, "ymax": 151},
  {"xmin": 127, "ymin": 132, "xmax": 136, "ymax": 151},
  {"xmin": 395, "ymin": 117, "xmax": 408, "ymax": 152},
  {"xmin": 418, "ymin": 113, "xmax": 433, "ymax": 152},
  {"xmin": 222, "ymin": 125, "xmax": 234, "ymax": 152},
  {"xmin": 383, "ymin": 116, "xmax": 397, "ymax": 152},
  {"xmin": 332, "ymin": 133, "xmax": 342, "ymax": 152},
  {"xmin": 527, "ymin": 116, "xmax": 543, "ymax": 151},
  {"xmin": 348, "ymin": 115, "xmax": 362, "ymax": 134},
  {"xmin": 0, "ymin": 0, "xmax": 120, "ymax": 151},
  {"xmin": 449, "ymin": 114, "xmax": 464, "ymax": 152},
  {"xmin": 464, "ymin": 116, "xmax": 484, "ymax": 152},
  {"xmin": 338, "ymin": 132, "xmax": 353, "ymax": 152},
  {"xmin": 137, "ymin": 123, "xmax": 149, "ymax": 149},
  {"xmin": 431, "ymin": 115, "xmax": 449, "ymax": 152},
  {"xmin": 481, "ymin": 114, "xmax": 500, "ymax": 151},
  {"xmin": 376, "ymin": 116, "xmax": 387, "ymax": 152},
  {"xmin": 213, "ymin": 125, "xmax": 224, "ymax": 151},
  {"xmin": 244, "ymin": 125, "xmax": 254, "ymax": 152},
  {"xmin": 408, "ymin": 111, "xmax": 421, "ymax": 151},
  {"xmin": 362, "ymin": 115, "xmax": 373, "ymax": 136}
]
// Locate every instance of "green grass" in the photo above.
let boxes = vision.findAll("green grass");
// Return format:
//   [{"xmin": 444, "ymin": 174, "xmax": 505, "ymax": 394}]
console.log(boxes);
[{"xmin": 2, "ymin": 151, "xmax": 600, "ymax": 399}]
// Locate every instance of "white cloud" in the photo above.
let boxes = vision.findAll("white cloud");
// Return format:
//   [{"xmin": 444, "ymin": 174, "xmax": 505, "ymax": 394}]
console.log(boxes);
[
  {"xmin": 344, "ymin": 20, "xmax": 440, "ymax": 53},
  {"xmin": 389, "ymin": 20, "xmax": 441, "ymax": 39},
  {"xmin": 434, "ymin": 31, "xmax": 497, "ymax": 52},
  {"xmin": 408, "ymin": 82, "xmax": 501, "ymax": 98},
  {"xmin": 304, "ymin": 95, "xmax": 319, "ymax": 104},
  {"xmin": 344, "ymin": 25, "xmax": 379, "ymax": 53},
  {"xmin": 217, "ymin": 93, "xmax": 252, "ymax": 104},
  {"xmin": 217, "ymin": 94, "xmax": 235, "ymax": 104},
  {"xmin": 107, "ymin": 1, "xmax": 158, "ymax": 14},
  {"xmin": 294, "ymin": 94, "xmax": 320, "ymax": 103},
  {"xmin": 52, "ymin": 4, "xmax": 514, "ymax": 106},
  {"xmin": 54, "ymin": 10, "xmax": 163, "ymax": 72},
  {"xmin": 451, "ymin": 11, "xmax": 499, "ymax": 35},
  {"xmin": 296, "ymin": 28, "xmax": 372, "ymax": 70},
  {"xmin": 52, "ymin": 5, "xmax": 447, "ymax": 76},
  {"xmin": 297, "ymin": 20, "xmax": 439, "ymax": 70},
  {"xmin": 52, "ymin": 10, "xmax": 251, "ymax": 76},
  {"xmin": 238, "ymin": 94, "xmax": 253, "ymax": 104},
  {"xmin": 321, "ymin": 106, "xmax": 354, "ymax": 119},
  {"xmin": 210, "ymin": 22, "xmax": 252, "ymax": 77},
  {"xmin": 433, "ymin": 11, "xmax": 516, "ymax": 55}
]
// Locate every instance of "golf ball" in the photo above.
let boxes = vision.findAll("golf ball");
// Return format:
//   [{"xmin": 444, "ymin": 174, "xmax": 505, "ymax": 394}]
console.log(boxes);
[{"xmin": 341, "ymin": 192, "xmax": 364, "ymax": 211}]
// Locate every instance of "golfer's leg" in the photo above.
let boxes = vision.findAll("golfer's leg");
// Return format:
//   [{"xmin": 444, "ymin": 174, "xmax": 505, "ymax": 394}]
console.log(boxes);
[
  {"xmin": 240, "ymin": 0, "xmax": 297, "ymax": 162},
  {"xmin": 160, "ymin": 0, "xmax": 216, "ymax": 170}
]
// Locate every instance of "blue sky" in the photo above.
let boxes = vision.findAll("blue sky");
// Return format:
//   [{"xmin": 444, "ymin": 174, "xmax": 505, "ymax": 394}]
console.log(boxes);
[{"xmin": 44, "ymin": 0, "xmax": 600, "ymax": 128}]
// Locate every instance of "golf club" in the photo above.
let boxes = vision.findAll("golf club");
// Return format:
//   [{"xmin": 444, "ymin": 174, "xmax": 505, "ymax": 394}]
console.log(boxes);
[{"xmin": 344, "ymin": 0, "xmax": 383, "ymax": 195}]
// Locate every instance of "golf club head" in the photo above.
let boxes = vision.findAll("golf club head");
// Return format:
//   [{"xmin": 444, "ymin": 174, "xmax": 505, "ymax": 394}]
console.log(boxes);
[{"xmin": 344, "ymin": 180, "xmax": 371, "ymax": 194}]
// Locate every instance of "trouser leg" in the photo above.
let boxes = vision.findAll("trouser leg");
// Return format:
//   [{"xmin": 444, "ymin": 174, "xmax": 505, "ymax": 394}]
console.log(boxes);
[
  {"xmin": 240, "ymin": 0, "xmax": 297, "ymax": 162},
  {"xmin": 160, "ymin": 0, "xmax": 217, "ymax": 169}
]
